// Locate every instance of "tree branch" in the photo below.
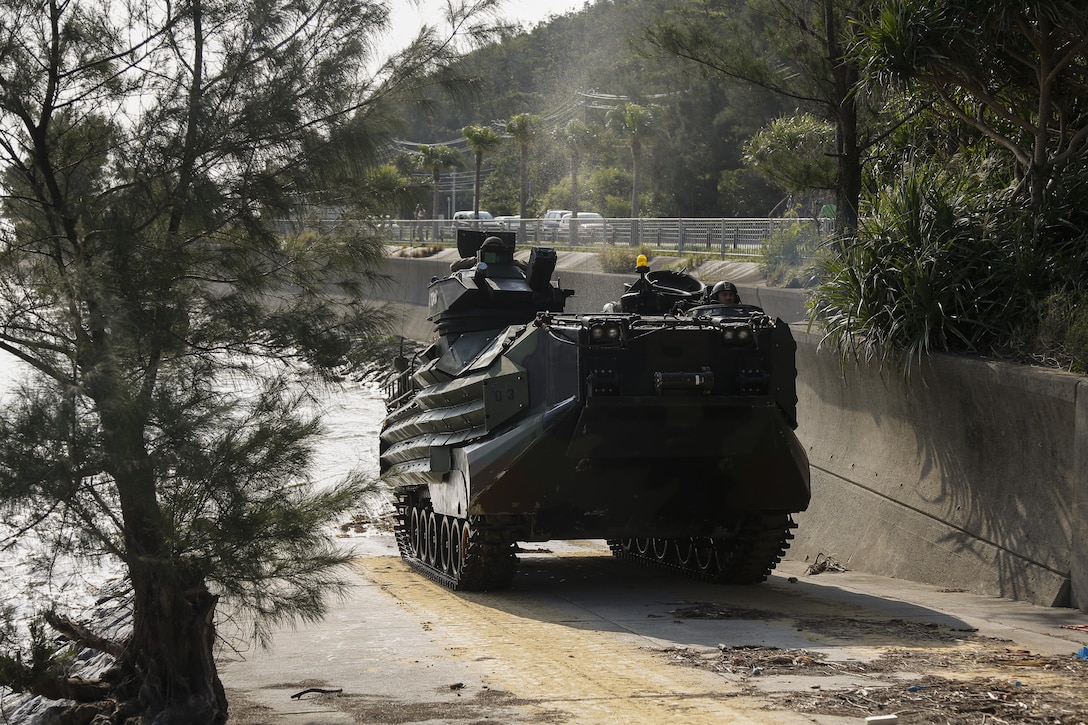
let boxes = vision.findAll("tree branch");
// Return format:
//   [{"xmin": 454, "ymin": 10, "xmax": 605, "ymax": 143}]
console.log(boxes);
[{"xmin": 44, "ymin": 611, "xmax": 126, "ymax": 659}]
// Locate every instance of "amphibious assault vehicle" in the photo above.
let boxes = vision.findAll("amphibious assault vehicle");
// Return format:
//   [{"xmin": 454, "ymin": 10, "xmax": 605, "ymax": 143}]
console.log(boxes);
[{"xmin": 380, "ymin": 230, "xmax": 810, "ymax": 590}]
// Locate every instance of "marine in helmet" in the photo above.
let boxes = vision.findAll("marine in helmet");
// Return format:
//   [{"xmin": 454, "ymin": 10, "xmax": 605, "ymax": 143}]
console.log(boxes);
[
  {"xmin": 451, "ymin": 235, "xmax": 513, "ymax": 272},
  {"xmin": 710, "ymin": 280, "xmax": 741, "ymax": 305}
]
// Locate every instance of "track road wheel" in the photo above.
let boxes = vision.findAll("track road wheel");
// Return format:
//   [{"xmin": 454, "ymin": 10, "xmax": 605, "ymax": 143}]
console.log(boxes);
[
  {"xmin": 449, "ymin": 519, "xmax": 465, "ymax": 577},
  {"xmin": 426, "ymin": 510, "xmax": 440, "ymax": 566},
  {"xmin": 693, "ymin": 538, "xmax": 718, "ymax": 573},
  {"xmin": 652, "ymin": 538, "xmax": 670, "ymax": 562},
  {"xmin": 409, "ymin": 506, "xmax": 422, "ymax": 558},
  {"xmin": 439, "ymin": 516, "xmax": 453, "ymax": 573},
  {"xmin": 676, "ymin": 538, "xmax": 695, "ymax": 567}
]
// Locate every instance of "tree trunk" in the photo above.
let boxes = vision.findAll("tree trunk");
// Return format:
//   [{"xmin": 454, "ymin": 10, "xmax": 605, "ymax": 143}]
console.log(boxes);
[
  {"xmin": 473, "ymin": 154, "xmax": 482, "ymax": 219},
  {"xmin": 93, "ymin": 366, "xmax": 227, "ymax": 723},
  {"xmin": 570, "ymin": 155, "xmax": 580, "ymax": 214},
  {"xmin": 431, "ymin": 168, "xmax": 441, "ymax": 221},
  {"xmin": 126, "ymin": 562, "xmax": 227, "ymax": 724},
  {"xmin": 432, "ymin": 167, "xmax": 441, "ymax": 239},
  {"xmin": 570, "ymin": 155, "xmax": 581, "ymax": 244},
  {"xmin": 837, "ymin": 90, "xmax": 861, "ymax": 237},
  {"xmin": 825, "ymin": 0, "xmax": 860, "ymax": 238},
  {"xmin": 519, "ymin": 145, "xmax": 529, "ymax": 220}
]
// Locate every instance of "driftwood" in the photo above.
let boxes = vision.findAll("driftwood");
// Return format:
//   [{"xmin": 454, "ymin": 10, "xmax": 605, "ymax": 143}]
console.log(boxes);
[
  {"xmin": 29, "ymin": 676, "xmax": 112, "ymax": 703},
  {"xmin": 45, "ymin": 611, "xmax": 126, "ymax": 659},
  {"xmin": 291, "ymin": 687, "xmax": 343, "ymax": 699}
]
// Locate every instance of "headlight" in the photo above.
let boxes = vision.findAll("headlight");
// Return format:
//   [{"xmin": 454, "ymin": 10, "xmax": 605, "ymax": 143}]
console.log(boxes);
[
  {"xmin": 721, "ymin": 324, "xmax": 753, "ymax": 345},
  {"xmin": 588, "ymin": 320, "xmax": 624, "ymax": 344}
]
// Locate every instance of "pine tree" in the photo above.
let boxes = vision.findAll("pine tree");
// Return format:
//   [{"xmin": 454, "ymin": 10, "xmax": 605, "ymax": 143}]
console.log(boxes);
[{"xmin": 0, "ymin": 0, "xmax": 495, "ymax": 720}]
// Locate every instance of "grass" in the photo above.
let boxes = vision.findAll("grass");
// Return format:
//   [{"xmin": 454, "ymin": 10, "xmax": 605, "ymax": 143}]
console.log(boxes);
[{"xmin": 598, "ymin": 244, "xmax": 654, "ymax": 273}]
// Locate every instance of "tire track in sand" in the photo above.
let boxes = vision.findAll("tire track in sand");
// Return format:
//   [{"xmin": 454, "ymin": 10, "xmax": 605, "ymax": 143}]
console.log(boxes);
[{"xmin": 354, "ymin": 553, "xmax": 807, "ymax": 725}]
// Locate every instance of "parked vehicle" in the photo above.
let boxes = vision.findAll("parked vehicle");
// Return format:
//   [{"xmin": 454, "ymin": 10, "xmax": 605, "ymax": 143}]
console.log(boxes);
[
  {"xmin": 557, "ymin": 211, "xmax": 612, "ymax": 238},
  {"xmin": 452, "ymin": 210, "xmax": 502, "ymax": 230},
  {"xmin": 541, "ymin": 209, "xmax": 571, "ymax": 236},
  {"xmin": 376, "ymin": 217, "xmax": 400, "ymax": 232},
  {"xmin": 495, "ymin": 216, "xmax": 539, "ymax": 234}
]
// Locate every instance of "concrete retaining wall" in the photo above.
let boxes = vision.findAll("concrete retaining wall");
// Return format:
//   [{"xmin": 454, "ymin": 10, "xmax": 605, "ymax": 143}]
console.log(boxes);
[
  {"xmin": 377, "ymin": 253, "xmax": 1088, "ymax": 611},
  {"xmin": 791, "ymin": 332, "xmax": 1086, "ymax": 610}
]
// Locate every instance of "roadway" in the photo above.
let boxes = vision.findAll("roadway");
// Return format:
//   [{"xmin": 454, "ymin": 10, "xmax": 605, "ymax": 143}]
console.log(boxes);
[{"xmin": 219, "ymin": 533, "xmax": 1088, "ymax": 724}]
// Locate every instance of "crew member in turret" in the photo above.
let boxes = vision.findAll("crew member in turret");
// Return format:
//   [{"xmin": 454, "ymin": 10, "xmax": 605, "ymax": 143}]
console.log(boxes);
[{"xmin": 710, "ymin": 280, "xmax": 741, "ymax": 304}]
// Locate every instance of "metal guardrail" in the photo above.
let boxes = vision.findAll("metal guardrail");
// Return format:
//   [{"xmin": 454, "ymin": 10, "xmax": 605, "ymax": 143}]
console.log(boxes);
[{"xmin": 306, "ymin": 215, "xmax": 833, "ymax": 258}]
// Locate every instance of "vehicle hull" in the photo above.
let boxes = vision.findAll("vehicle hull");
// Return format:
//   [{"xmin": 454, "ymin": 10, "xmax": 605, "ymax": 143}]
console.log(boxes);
[{"xmin": 380, "ymin": 232, "xmax": 810, "ymax": 589}]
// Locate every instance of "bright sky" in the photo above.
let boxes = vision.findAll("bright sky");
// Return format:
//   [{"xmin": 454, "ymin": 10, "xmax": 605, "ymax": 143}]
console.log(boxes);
[{"xmin": 384, "ymin": 0, "xmax": 587, "ymax": 55}]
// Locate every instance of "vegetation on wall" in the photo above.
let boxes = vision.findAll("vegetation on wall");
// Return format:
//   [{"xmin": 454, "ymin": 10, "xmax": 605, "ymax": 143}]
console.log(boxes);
[{"xmin": 808, "ymin": 1, "xmax": 1088, "ymax": 373}]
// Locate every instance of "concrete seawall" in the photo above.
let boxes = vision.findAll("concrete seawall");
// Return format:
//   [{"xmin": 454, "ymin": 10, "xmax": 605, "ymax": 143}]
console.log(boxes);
[
  {"xmin": 792, "ymin": 332, "xmax": 1086, "ymax": 611},
  {"xmin": 376, "ymin": 251, "xmax": 1087, "ymax": 611}
]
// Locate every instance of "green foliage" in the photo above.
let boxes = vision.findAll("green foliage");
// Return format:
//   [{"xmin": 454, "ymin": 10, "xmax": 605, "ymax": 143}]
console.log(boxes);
[
  {"xmin": 717, "ymin": 167, "xmax": 786, "ymax": 217},
  {"xmin": 646, "ymin": 0, "xmax": 886, "ymax": 230},
  {"xmin": 744, "ymin": 114, "xmax": 837, "ymax": 194},
  {"xmin": 857, "ymin": 0, "xmax": 1088, "ymax": 210},
  {"xmin": 602, "ymin": 195, "xmax": 632, "ymax": 219},
  {"xmin": 401, "ymin": 0, "xmax": 792, "ymax": 219},
  {"xmin": 759, "ymin": 214, "xmax": 820, "ymax": 287},
  {"xmin": 462, "ymin": 125, "xmax": 503, "ymax": 151},
  {"xmin": 539, "ymin": 177, "xmax": 576, "ymax": 214},
  {"xmin": 0, "ymin": 0, "xmax": 488, "ymax": 717},
  {"xmin": 417, "ymin": 144, "xmax": 466, "ymax": 219},
  {"xmin": 463, "ymin": 124, "xmax": 505, "ymax": 213},
  {"xmin": 0, "ymin": 615, "xmax": 74, "ymax": 694},
  {"xmin": 582, "ymin": 168, "xmax": 632, "ymax": 217},
  {"xmin": 809, "ymin": 160, "xmax": 1045, "ymax": 369},
  {"xmin": 506, "ymin": 113, "xmax": 543, "ymax": 216},
  {"xmin": 598, "ymin": 244, "xmax": 654, "ymax": 273},
  {"xmin": 1033, "ymin": 289, "xmax": 1088, "ymax": 374}
]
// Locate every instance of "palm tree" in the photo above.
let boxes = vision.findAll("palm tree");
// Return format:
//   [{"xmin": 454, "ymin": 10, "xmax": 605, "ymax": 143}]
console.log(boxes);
[
  {"xmin": 416, "ymin": 144, "xmax": 464, "ymax": 237},
  {"xmin": 505, "ymin": 113, "xmax": 541, "ymax": 234},
  {"xmin": 606, "ymin": 103, "xmax": 656, "ymax": 219},
  {"xmin": 461, "ymin": 125, "xmax": 504, "ymax": 224},
  {"xmin": 555, "ymin": 119, "xmax": 596, "ymax": 240}
]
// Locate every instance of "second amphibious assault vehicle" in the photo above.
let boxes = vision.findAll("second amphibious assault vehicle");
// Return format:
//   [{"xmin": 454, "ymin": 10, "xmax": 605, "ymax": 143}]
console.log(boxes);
[{"xmin": 380, "ymin": 230, "xmax": 810, "ymax": 590}]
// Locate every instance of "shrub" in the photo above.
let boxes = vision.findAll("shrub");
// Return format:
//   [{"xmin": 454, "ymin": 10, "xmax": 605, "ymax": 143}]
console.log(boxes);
[
  {"xmin": 662, "ymin": 254, "xmax": 704, "ymax": 273},
  {"xmin": 598, "ymin": 244, "xmax": 653, "ymax": 273},
  {"xmin": 1032, "ymin": 289, "xmax": 1088, "ymax": 373},
  {"xmin": 809, "ymin": 160, "xmax": 1044, "ymax": 369},
  {"xmin": 759, "ymin": 214, "xmax": 819, "ymax": 287}
]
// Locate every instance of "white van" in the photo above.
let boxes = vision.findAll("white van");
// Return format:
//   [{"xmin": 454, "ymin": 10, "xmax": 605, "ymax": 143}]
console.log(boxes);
[{"xmin": 452, "ymin": 210, "xmax": 500, "ymax": 230}]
